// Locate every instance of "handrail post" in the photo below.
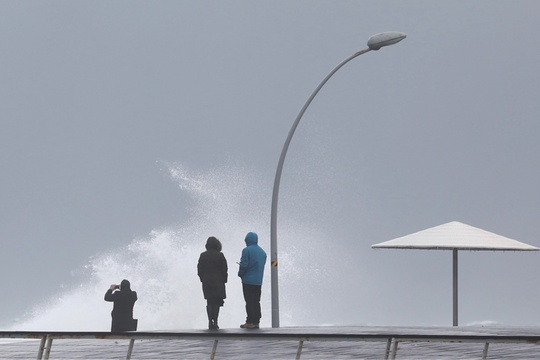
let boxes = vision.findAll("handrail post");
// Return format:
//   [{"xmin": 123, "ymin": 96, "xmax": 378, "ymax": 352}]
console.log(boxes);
[
  {"xmin": 391, "ymin": 339, "xmax": 399, "ymax": 360},
  {"xmin": 483, "ymin": 342, "xmax": 489, "ymax": 360},
  {"xmin": 36, "ymin": 335, "xmax": 47, "ymax": 360},
  {"xmin": 296, "ymin": 340, "xmax": 304, "ymax": 360},
  {"xmin": 384, "ymin": 338, "xmax": 393, "ymax": 360},
  {"xmin": 126, "ymin": 338, "xmax": 135, "ymax": 360},
  {"xmin": 210, "ymin": 339, "xmax": 218, "ymax": 360},
  {"xmin": 43, "ymin": 336, "xmax": 53, "ymax": 360}
]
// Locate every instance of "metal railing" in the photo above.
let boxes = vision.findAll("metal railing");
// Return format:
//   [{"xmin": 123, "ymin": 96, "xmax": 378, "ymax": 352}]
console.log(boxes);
[{"xmin": 2, "ymin": 330, "xmax": 540, "ymax": 359}]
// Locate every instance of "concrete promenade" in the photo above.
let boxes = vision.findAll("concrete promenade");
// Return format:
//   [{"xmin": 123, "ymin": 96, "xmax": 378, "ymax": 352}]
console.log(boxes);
[{"xmin": 2, "ymin": 325, "xmax": 540, "ymax": 359}]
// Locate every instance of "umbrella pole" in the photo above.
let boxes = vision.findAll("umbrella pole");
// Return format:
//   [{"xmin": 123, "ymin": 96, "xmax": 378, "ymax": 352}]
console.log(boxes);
[{"xmin": 453, "ymin": 248, "xmax": 458, "ymax": 326}]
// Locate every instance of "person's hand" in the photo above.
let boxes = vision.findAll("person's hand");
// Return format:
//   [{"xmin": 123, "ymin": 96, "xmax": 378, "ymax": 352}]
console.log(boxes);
[{"xmin": 109, "ymin": 284, "xmax": 117, "ymax": 290}]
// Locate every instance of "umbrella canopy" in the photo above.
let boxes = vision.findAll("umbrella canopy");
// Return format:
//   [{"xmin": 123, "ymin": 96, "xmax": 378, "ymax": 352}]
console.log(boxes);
[
  {"xmin": 372, "ymin": 221, "xmax": 539, "ymax": 251},
  {"xmin": 371, "ymin": 221, "xmax": 538, "ymax": 326}
]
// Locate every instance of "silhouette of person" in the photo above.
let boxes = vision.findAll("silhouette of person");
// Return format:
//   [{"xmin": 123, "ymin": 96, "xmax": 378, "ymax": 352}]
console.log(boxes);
[
  {"xmin": 197, "ymin": 236, "xmax": 228, "ymax": 330},
  {"xmin": 238, "ymin": 232, "xmax": 267, "ymax": 329},
  {"xmin": 104, "ymin": 279, "xmax": 138, "ymax": 332}
]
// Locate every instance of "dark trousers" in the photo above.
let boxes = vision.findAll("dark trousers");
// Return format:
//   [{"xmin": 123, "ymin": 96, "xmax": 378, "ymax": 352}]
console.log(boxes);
[
  {"xmin": 111, "ymin": 315, "xmax": 136, "ymax": 332},
  {"xmin": 242, "ymin": 283, "xmax": 262, "ymax": 324}
]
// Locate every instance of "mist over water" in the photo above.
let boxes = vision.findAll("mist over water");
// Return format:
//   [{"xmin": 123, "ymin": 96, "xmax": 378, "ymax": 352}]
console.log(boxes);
[
  {"xmin": 12, "ymin": 163, "xmax": 344, "ymax": 331},
  {"xmin": 6, "ymin": 161, "xmax": 522, "ymax": 331},
  {"xmin": 8, "ymin": 160, "xmax": 522, "ymax": 331}
]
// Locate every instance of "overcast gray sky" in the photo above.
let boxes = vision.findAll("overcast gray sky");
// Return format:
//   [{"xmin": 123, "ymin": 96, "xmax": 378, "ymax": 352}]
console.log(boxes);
[{"xmin": 2, "ymin": 1, "xmax": 540, "ymax": 328}]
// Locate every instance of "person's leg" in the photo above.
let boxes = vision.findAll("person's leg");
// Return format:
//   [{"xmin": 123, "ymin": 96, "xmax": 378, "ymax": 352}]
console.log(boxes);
[
  {"xmin": 207, "ymin": 299, "xmax": 223, "ymax": 330},
  {"xmin": 242, "ymin": 284, "xmax": 261, "ymax": 328},
  {"xmin": 242, "ymin": 283, "xmax": 249, "ymax": 323},
  {"xmin": 213, "ymin": 305, "xmax": 220, "ymax": 329},
  {"xmin": 253, "ymin": 285, "xmax": 262, "ymax": 325},
  {"xmin": 243, "ymin": 284, "xmax": 254, "ymax": 323},
  {"xmin": 206, "ymin": 303, "xmax": 214, "ymax": 329}
]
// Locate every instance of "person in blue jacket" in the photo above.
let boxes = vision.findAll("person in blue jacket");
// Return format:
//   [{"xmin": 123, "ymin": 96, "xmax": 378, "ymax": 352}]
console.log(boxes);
[{"xmin": 238, "ymin": 231, "xmax": 267, "ymax": 329}]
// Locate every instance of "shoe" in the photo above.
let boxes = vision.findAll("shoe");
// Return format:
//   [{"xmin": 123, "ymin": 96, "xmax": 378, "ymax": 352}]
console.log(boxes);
[{"xmin": 240, "ymin": 323, "xmax": 259, "ymax": 329}]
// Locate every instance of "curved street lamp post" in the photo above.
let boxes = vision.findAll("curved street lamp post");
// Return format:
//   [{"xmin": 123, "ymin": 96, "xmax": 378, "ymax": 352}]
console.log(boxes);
[{"xmin": 270, "ymin": 32, "xmax": 407, "ymax": 328}]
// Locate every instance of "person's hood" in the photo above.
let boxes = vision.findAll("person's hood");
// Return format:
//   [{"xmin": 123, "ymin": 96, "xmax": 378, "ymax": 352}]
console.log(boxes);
[
  {"xmin": 244, "ymin": 232, "xmax": 258, "ymax": 246},
  {"xmin": 205, "ymin": 236, "xmax": 222, "ymax": 251},
  {"xmin": 120, "ymin": 279, "xmax": 131, "ymax": 291}
]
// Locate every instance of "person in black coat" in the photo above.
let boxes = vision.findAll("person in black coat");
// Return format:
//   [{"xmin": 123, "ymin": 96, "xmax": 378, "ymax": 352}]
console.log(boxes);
[
  {"xmin": 197, "ymin": 236, "xmax": 228, "ymax": 330},
  {"xmin": 104, "ymin": 279, "xmax": 138, "ymax": 332}
]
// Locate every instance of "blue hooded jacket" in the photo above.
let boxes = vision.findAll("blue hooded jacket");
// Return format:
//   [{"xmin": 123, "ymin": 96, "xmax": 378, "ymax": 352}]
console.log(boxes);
[{"xmin": 238, "ymin": 232, "xmax": 267, "ymax": 286}]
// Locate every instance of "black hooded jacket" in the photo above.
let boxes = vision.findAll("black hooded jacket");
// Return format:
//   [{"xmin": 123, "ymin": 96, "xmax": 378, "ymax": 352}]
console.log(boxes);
[
  {"xmin": 104, "ymin": 279, "xmax": 137, "ymax": 331},
  {"xmin": 197, "ymin": 237, "xmax": 228, "ymax": 300}
]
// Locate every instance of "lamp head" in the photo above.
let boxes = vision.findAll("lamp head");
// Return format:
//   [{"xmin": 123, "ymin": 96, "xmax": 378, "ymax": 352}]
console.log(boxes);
[{"xmin": 367, "ymin": 31, "xmax": 406, "ymax": 51}]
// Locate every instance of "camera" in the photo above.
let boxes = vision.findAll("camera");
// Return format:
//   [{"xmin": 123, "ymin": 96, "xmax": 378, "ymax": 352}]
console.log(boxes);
[{"xmin": 114, "ymin": 285, "xmax": 120, "ymax": 290}]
